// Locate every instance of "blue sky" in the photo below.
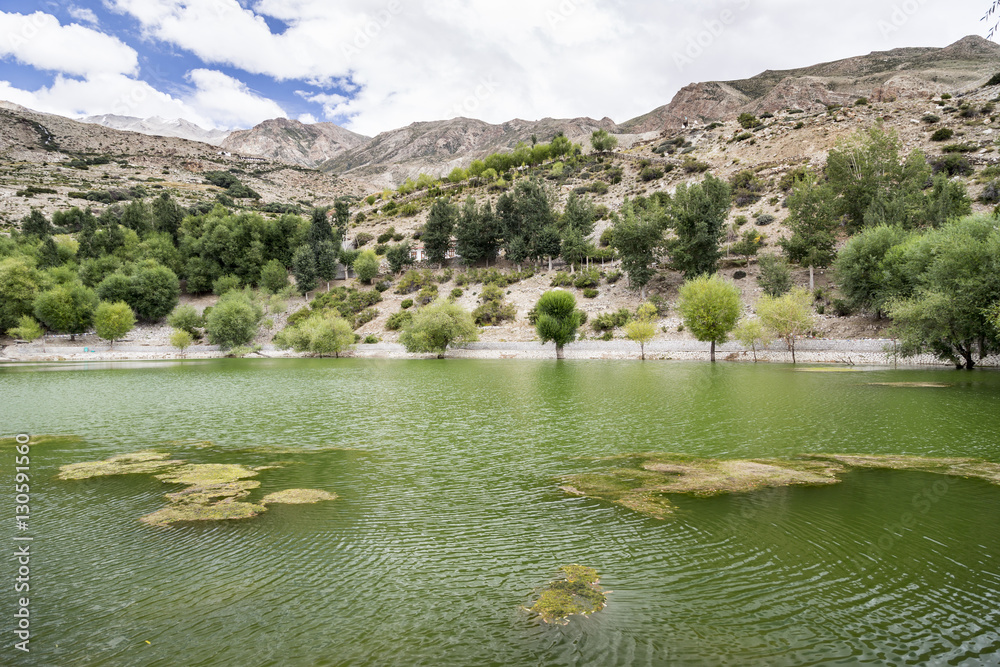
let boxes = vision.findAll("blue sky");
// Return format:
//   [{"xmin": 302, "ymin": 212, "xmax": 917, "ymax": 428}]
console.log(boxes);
[{"xmin": 0, "ymin": 1, "xmax": 991, "ymax": 136}]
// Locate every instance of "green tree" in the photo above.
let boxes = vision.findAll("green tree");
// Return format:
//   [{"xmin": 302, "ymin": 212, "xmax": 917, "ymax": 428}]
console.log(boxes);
[
  {"xmin": 167, "ymin": 304, "xmax": 203, "ymax": 335},
  {"xmin": 624, "ymin": 302, "xmax": 658, "ymax": 360},
  {"xmin": 333, "ymin": 201, "xmax": 350, "ymax": 243},
  {"xmin": 94, "ymin": 301, "xmax": 135, "ymax": 349},
  {"xmin": 0, "ymin": 257, "xmax": 43, "ymax": 331},
  {"xmin": 21, "ymin": 210, "xmax": 52, "ymax": 239},
  {"xmin": 120, "ymin": 200, "xmax": 152, "ymax": 236},
  {"xmin": 757, "ymin": 254, "xmax": 793, "ymax": 297},
  {"xmin": 455, "ymin": 197, "xmax": 499, "ymax": 267},
  {"xmin": 6, "ymin": 315, "xmax": 43, "ymax": 345},
  {"xmin": 315, "ymin": 240, "xmax": 340, "ymax": 289},
  {"xmin": 386, "ymin": 242, "xmax": 413, "ymax": 274},
  {"xmin": 205, "ymin": 291, "xmax": 263, "ymax": 349},
  {"xmin": 170, "ymin": 328, "xmax": 193, "ymax": 356},
  {"xmin": 611, "ymin": 203, "xmax": 665, "ymax": 298},
  {"xmin": 496, "ymin": 179, "xmax": 556, "ymax": 267},
  {"xmin": 130, "ymin": 263, "xmax": 180, "ymax": 322},
  {"xmin": 590, "ymin": 129, "xmax": 618, "ymax": 153},
  {"xmin": 731, "ymin": 228, "xmax": 765, "ymax": 266},
  {"xmin": 561, "ymin": 226, "xmax": 589, "ymax": 272},
  {"xmin": 308, "ymin": 207, "xmax": 335, "ymax": 253},
  {"xmin": 423, "ymin": 198, "xmax": 458, "ymax": 268},
  {"xmin": 733, "ymin": 316, "xmax": 773, "ymax": 362},
  {"xmin": 835, "ymin": 225, "xmax": 911, "ymax": 316},
  {"xmin": 34, "ymin": 282, "xmax": 98, "ymax": 339},
  {"xmin": 534, "ymin": 290, "xmax": 581, "ymax": 360},
  {"xmin": 152, "ymin": 192, "xmax": 184, "ymax": 240},
  {"xmin": 780, "ymin": 173, "xmax": 839, "ymax": 288},
  {"xmin": 275, "ymin": 311, "xmax": 355, "ymax": 357},
  {"xmin": 757, "ymin": 287, "xmax": 815, "ymax": 364},
  {"xmin": 561, "ymin": 191, "xmax": 596, "ymax": 237},
  {"xmin": 260, "ymin": 259, "xmax": 289, "ymax": 293},
  {"xmin": 399, "ymin": 299, "xmax": 479, "ymax": 358},
  {"xmin": 353, "ymin": 249, "xmax": 380, "ymax": 284},
  {"xmin": 886, "ymin": 215, "xmax": 1000, "ymax": 369},
  {"xmin": 292, "ymin": 245, "xmax": 318, "ymax": 296},
  {"xmin": 668, "ymin": 173, "xmax": 732, "ymax": 278},
  {"xmin": 677, "ymin": 275, "xmax": 742, "ymax": 362}
]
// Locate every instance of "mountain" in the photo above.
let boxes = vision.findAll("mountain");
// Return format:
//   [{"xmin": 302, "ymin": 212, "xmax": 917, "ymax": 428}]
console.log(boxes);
[
  {"xmin": 620, "ymin": 35, "xmax": 1000, "ymax": 133},
  {"xmin": 79, "ymin": 114, "xmax": 231, "ymax": 145},
  {"xmin": 221, "ymin": 118, "xmax": 370, "ymax": 168},
  {"xmin": 319, "ymin": 115, "xmax": 619, "ymax": 187}
]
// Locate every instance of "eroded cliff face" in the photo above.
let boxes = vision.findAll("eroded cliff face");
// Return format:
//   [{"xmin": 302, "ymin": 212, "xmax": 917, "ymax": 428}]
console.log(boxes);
[{"xmin": 221, "ymin": 118, "xmax": 370, "ymax": 167}]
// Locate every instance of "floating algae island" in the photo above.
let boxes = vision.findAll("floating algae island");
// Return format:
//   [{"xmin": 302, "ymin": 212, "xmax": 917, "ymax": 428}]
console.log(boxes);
[
  {"xmin": 58, "ymin": 451, "xmax": 338, "ymax": 527},
  {"xmin": 528, "ymin": 565, "xmax": 607, "ymax": 625},
  {"xmin": 561, "ymin": 453, "xmax": 1000, "ymax": 519}
]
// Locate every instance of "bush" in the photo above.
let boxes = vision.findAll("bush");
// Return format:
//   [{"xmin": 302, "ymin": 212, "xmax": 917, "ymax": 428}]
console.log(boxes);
[
  {"xmin": 205, "ymin": 291, "xmax": 263, "ymax": 348},
  {"xmin": 167, "ymin": 305, "xmax": 203, "ymax": 335},
  {"xmin": 605, "ymin": 269, "xmax": 622, "ymax": 284},
  {"xmin": 573, "ymin": 269, "xmax": 601, "ymax": 289},
  {"xmin": 755, "ymin": 213, "xmax": 775, "ymax": 226},
  {"xmin": 354, "ymin": 307, "xmax": 378, "ymax": 328},
  {"xmin": 129, "ymin": 264, "xmax": 180, "ymax": 322},
  {"xmin": 931, "ymin": 154, "xmax": 973, "ymax": 177},
  {"xmin": 399, "ymin": 299, "xmax": 478, "ymax": 357},
  {"xmin": 756, "ymin": 254, "xmax": 793, "ymax": 297},
  {"xmin": 591, "ymin": 308, "xmax": 632, "ymax": 332},
  {"xmin": 401, "ymin": 299, "xmax": 414, "ymax": 309},
  {"xmin": 472, "ymin": 283, "xmax": 517, "ymax": 326},
  {"xmin": 682, "ymin": 156, "xmax": 710, "ymax": 173},
  {"xmin": 921, "ymin": 114, "xmax": 940, "ymax": 124},
  {"xmin": 212, "ymin": 274, "xmax": 241, "ymax": 296},
  {"xmin": 260, "ymin": 259, "xmax": 289, "ymax": 293},
  {"xmin": 400, "ymin": 203, "xmax": 420, "ymax": 217},
  {"xmin": 363, "ymin": 335, "xmax": 379, "ymax": 344},
  {"xmin": 738, "ymin": 113, "xmax": 761, "ymax": 129},
  {"xmin": 550, "ymin": 271, "xmax": 574, "ymax": 287},
  {"xmin": 640, "ymin": 166, "xmax": 664, "ymax": 182},
  {"xmin": 733, "ymin": 270, "xmax": 747, "ymax": 280},
  {"xmin": 354, "ymin": 232, "xmax": 374, "ymax": 247},
  {"xmin": 417, "ymin": 284, "xmax": 439, "ymax": 305},
  {"xmin": 377, "ymin": 228, "xmax": 395, "ymax": 244},
  {"xmin": 386, "ymin": 310, "xmax": 413, "ymax": 331},
  {"xmin": 582, "ymin": 288, "xmax": 599, "ymax": 298},
  {"xmin": 395, "ymin": 270, "xmax": 435, "ymax": 294},
  {"xmin": 980, "ymin": 181, "xmax": 1000, "ymax": 204},
  {"xmin": 831, "ymin": 298, "xmax": 854, "ymax": 317},
  {"xmin": 353, "ymin": 249, "xmax": 380, "ymax": 284},
  {"xmin": 930, "ymin": 128, "xmax": 954, "ymax": 142}
]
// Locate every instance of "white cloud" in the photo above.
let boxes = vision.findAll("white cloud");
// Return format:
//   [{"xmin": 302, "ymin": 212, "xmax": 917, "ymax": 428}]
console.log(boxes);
[
  {"xmin": 184, "ymin": 69, "xmax": 287, "ymax": 128},
  {"xmin": 67, "ymin": 6, "xmax": 99, "ymax": 26},
  {"xmin": 0, "ymin": 11, "xmax": 137, "ymax": 77}
]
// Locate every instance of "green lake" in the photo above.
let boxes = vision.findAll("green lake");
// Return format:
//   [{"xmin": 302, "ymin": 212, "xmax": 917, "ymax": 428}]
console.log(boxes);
[{"xmin": 2, "ymin": 359, "xmax": 1000, "ymax": 666}]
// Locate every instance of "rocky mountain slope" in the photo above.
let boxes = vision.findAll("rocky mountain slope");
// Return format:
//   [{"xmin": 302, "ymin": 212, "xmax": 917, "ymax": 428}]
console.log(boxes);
[
  {"xmin": 79, "ymin": 114, "xmax": 231, "ymax": 145},
  {"xmin": 221, "ymin": 118, "xmax": 369, "ymax": 168},
  {"xmin": 621, "ymin": 35, "xmax": 1000, "ymax": 133}
]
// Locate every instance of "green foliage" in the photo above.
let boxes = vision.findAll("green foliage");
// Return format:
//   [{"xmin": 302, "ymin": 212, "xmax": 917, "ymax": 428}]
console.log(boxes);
[
  {"xmin": 6, "ymin": 315, "xmax": 43, "ymax": 342},
  {"xmin": 624, "ymin": 304, "xmax": 657, "ymax": 359},
  {"xmin": 170, "ymin": 328, "xmax": 193, "ymax": 353},
  {"xmin": 275, "ymin": 311, "xmax": 355, "ymax": 357},
  {"xmin": 733, "ymin": 317, "xmax": 773, "ymax": 362},
  {"xmin": 930, "ymin": 128, "xmax": 954, "ymax": 142},
  {"xmin": 582, "ymin": 288, "xmax": 599, "ymax": 299},
  {"xmin": 385, "ymin": 242, "xmax": 413, "ymax": 274},
  {"xmin": 472, "ymin": 283, "xmax": 516, "ymax": 326},
  {"xmin": 20, "ymin": 209, "xmax": 52, "ymax": 238},
  {"xmin": 611, "ymin": 202, "xmax": 666, "ymax": 293},
  {"xmin": 292, "ymin": 245, "xmax": 318, "ymax": 296},
  {"xmin": 757, "ymin": 254, "xmax": 793, "ymax": 297},
  {"xmin": 0, "ymin": 257, "xmax": 43, "ymax": 331},
  {"xmin": 213, "ymin": 274, "xmax": 241, "ymax": 296},
  {"xmin": 534, "ymin": 290, "xmax": 580, "ymax": 357},
  {"xmin": 640, "ymin": 166, "xmax": 664, "ymax": 182},
  {"xmin": 205, "ymin": 291, "xmax": 263, "ymax": 349},
  {"xmin": 395, "ymin": 269, "xmax": 435, "ymax": 294},
  {"xmin": 757, "ymin": 287, "xmax": 815, "ymax": 363},
  {"xmin": 729, "ymin": 170, "xmax": 765, "ymax": 207},
  {"xmin": 780, "ymin": 173, "xmax": 838, "ymax": 268},
  {"xmin": 931, "ymin": 154, "xmax": 973, "ymax": 177},
  {"xmin": 590, "ymin": 129, "xmax": 618, "ymax": 153},
  {"xmin": 353, "ymin": 249, "xmax": 380, "ymax": 284},
  {"xmin": 731, "ymin": 228, "xmax": 765, "ymax": 264},
  {"xmin": 424, "ymin": 198, "xmax": 459, "ymax": 266},
  {"xmin": 386, "ymin": 310, "xmax": 413, "ymax": 331},
  {"xmin": 835, "ymin": 225, "xmax": 912, "ymax": 315},
  {"xmin": 677, "ymin": 275, "xmax": 742, "ymax": 360},
  {"xmin": 417, "ymin": 284, "xmax": 439, "ymax": 305},
  {"xmin": 738, "ymin": 113, "xmax": 761, "ymax": 129},
  {"xmin": 354, "ymin": 307, "xmax": 378, "ymax": 328},
  {"xmin": 886, "ymin": 215, "xmax": 1000, "ymax": 369},
  {"xmin": 129, "ymin": 264, "xmax": 181, "ymax": 322},
  {"xmin": 34, "ymin": 282, "xmax": 98, "ymax": 336},
  {"xmin": 591, "ymin": 308, "xmax": 632, "ymax": 333},
  {"xmin": 573, "ymin": 269, "xmax": 601, "ymax": 289},
  {"xmin": 260, "ymin": 259, "xmax": 289, "ymax": 293},
  {"xmin": 668, "ymin": 173, "xmax": 732, "ymax": 278},
  {"xmin": 497, "ymin": 179, "xmax": 557, "ymax": 266},
  {"xmin": 399, "ymin": 299, "xmax": 478, "ymax": 357},
  {"xmin": 168, "ymin": 305, "xmax": 203, "ymax": 335},
  {"xmin": 94, "ymin": 301, "xmax": 135, "ymax": 347}
]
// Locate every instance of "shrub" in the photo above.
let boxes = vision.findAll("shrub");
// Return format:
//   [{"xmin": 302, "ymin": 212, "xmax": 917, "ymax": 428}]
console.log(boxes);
[
  {"xmin": 738, "ymin": 113, "xmax": 761, "ymax": 129},
  {"xmin": 980, "ymin": 180, "xmax": 1000, "ymax": 204},
  {"xmin": 399, "ymin": 299, "xmax": 478, "ymax": 357},
  {"xmin": 733, "ymin": 270, "xmax": 747, "ymax": 280},
  {"xmin": 400, "ymin": 203, "xmax": 420, "ymax": 217},
  {"xmin": 260, "ymin": 259, "xmax": 288, "ymax": 293},
  {"xmin": 755, "ymin": 213, "xmax": 775, "ymax": 226},
  {"xmin": 582, "ymin": 288, "xmax": 599, "ymax": 298},
  {"xmin": 355, "ymin": 232, "xmax": 374, "ymax": 247},
  {"xmin": 363, "ymin": 334, "xmax": 379, "ymax": 344},
  {"xmin": 395, "ymin": 269, "xmax": 435, "ymax": 294},
  {"xmin": 757, "ymin": 254, "xmax": 793, "ymax": 297},
  {"xmin": 170, "ymin": 328, "xmax": 193, "ymax": 353},
  {"xmin": 205, "ymin": 291, "xmax": 263, "ymax": 348},
  {"xmin": 386, "ymin": 310, "xmax": 413, "ymax": 331},
  {"xmin": 417, "ymin": 284, "xmax": 438, "ymax": 305},
  {"xmin": 930, "ymin": 128, "xmax": 954, "ymax": 142},
  {"xmin": 793, "ymin": 122, "xmax": 804, "ymax": 130},
  {"xmin": 831, "ymin": 299, "xmax": 854, "ymax": 317},
  {"xmin": 605, "ymin": 269, "xmax": 622, "ymax": 284},
  {"xmin": 573, "ymin": 269, "xmax": 601, "ymax": 289},
  {"xmin": 640, "ymin": 166, "xmax": 664, "ymax": 182},
  {"xmin": 591, "ymin": 308, "xmax": 631, "ymax": 332},
  {"xmin": 941, "ymin": 143, "xmax": 978, "ymax": 153},
  {"xmin": 682, "ymin": 156, "xmax": 710, "ymax": 173},
  {"xmin": 212, "ymin": 274, "xmax": 241, "ymax": 296},
  {"xmin": 353, "ymin": 249, "xmax": 381, "ymax": 284},
  {"xmin": 730, "ymin": 132, "xmax": 753, "ymax": 143},
  {"xmin": 377, "ymin": 228, "xmax": 396, "ymax": 244},
  {"xmin": 550, "ymin": 271, "xmax": 574, "ymax": 287},
  {"xmin": 128, "ymin": 264, "xmax": 180, "ymax": 322},
  {"xmin": 401, "ymin": 299, "xmax": 414, "ymax": 309},
  {"xmin": 854, "ymin": 97, "xmax": 869, "ymax": 106},
  {"xmin": 922, "ymin": 114, "xmax": 941, "ymax": 124},
  {"xmin": 472, "ymin": 284, "xmax": 516, "ymax": 326},
  {"xmin": 450, "ymin": 288, "xmax": 463, "ymax": 299},
  {"xmin": 931, "ymin": 154, "xmax": 973, "ymax": 177},
  {"xmin": 354, "ymin": 307, "xmax": 378, "ymax": 328},
  {"xmin": 167, "ymin": 305, "xmax": 203, "ymax": 335}
]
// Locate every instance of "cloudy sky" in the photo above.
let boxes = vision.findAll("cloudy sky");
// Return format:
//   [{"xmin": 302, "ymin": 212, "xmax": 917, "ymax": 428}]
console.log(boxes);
[{"xmin": 0, "ymin": 1, "xmax": 992, "ymax": 136}]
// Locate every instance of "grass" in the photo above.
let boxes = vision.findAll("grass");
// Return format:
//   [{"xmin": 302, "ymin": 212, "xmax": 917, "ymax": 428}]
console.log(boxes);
[{"xmin": 563, "ymin": 453, "xmax": 1000, "ymax": 519}]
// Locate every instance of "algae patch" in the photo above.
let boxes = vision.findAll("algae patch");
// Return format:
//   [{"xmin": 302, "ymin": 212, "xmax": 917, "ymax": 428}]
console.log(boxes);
[
  {"xmin": 563, "ymin": 453, "xmax": 1000, "ymax": 519},
  {"xmin": 58, "ymin": 452, "xmax": 339, "ymax": 527},
  {"xmin": 261, "ymin": 489, "xmax": 339, "ymax": 504},
  {"xmin": 866, "ymin": 382, "xmax": 951, "ymax": 388},
  {"xmin": 528, "ymin": 565, "xmax": 607, "ymax": 625}
]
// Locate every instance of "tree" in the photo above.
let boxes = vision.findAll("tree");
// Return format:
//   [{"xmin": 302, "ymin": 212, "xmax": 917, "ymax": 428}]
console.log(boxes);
[
  {"xmin": 590, "ymin": 129, "xmax": 618, "ymax": 153},
  {"xmin": 120, "ymin": 200, "xmax": 152, "ymax": 236},
  {"xmin": 624, "ymin": 303, "xmax": 658, "ymax": 360},
  {"xmin": 423, "ymin": 198, "xmax": 458, "ymax": 268},
  {"xmin": 275, "ymin": 312, "xmax": 355, "ymax": 357},
  {"xmin": 561, "ymin": 226, "xmax": 589, "ymax": 272},
  {"xmin": 668, "ymin": 173, "xmax": 732, "ymax": 278},
  {"xmin": 733, "ymin": 317, "xmax": 773, "ymax": 362},
  {"xmin": 886, "ymin": 215, "xmax": 1000, "ymax": 369},
  {"xmin": 835, "ymin": 225, "xmax": 911, "ymax": 316},
  {"xmin": 353, "ymin": 249, "xmax": 380, "ymax": 284},
  {"xmin": 0, "ymin": 257, "xmax": 43, "ymax": 331},
  {"xmin": 496, "ymin": 179, "xmax": 557, "ymax": 266},
  {"xmin": 170, "ymin": 328, "xmax": 193, "ymax": 356},
  {"xmin": 780, "ymin": 174, "xmax": 838, "ymax": 289},
  {"xmin": 611, "ymin": 203, "xmax": 666, "ymax": 298},
  {"xmin": 562, "ymin": 191, "xmax": 596, "ymax": 237},
  {"xmin": 455, "ymin": 197, "xmax": 499, "ymax": 267},
  {"xmin": 757, "ymin": 287, "xmax": 815, "ymax": 364},
  {"xmin": 7, "ymin": 315, "xmax": 43, "ymax": 346},
  {"xmin": 34, "ymin": 283, "xmax": 98, "ymax": 340},
  {"xmin": 333, "ymin": 201, "xmax": 350, "ymax": 243},
  {"xmin": 292, "ymin": 245, "xmax": 318, "ymax": 296},
  {"xmin": 731, "ymin": 228, "xmax": 765, "ymax": 266},
  {"xmin": 315, "ymin": 240, "xmax": 340, "ymax": 289},
  {"xmin": 205, "ymin": 291, "xmax": 263, "ymax": 349},
  {"xmin": 677, "ymin": 275, "xmax": 742, "ymax": 362},
  {"xmin": 260, "ymin": 259, "xmax": 289, "ymax": 293},
  {"xmin": 386, "ymin": 243, "xmax": 413, "ymax": 274},
  {"xmin": 399, "ymin": 299, "xmax": 478, "ymax": 358},
  {"xmin": 757, "ymin": 254, "xmax": 793, "ymax": 297},
  {"xmin": 308, "ymin": 207, "xmax": 335, "ymax": 253},
  {"xmin": 130, "ymin": 263, "xmax": 180, "ymax": 322},
  {"xmin": 152, "ymin": 192, "xmax": 184, "ymax": 240},
  {"xmin": 94, "ymin": 301, "xmax": 135, "ymax": 349},
  {"xmin": 534, "ymin": 290, "xmax": 581, "ymax": 360},
  {"xmin": 167, "ymin": 304, "xmax": 203, "ymax": 335},
  {"xmin": 21, "ymin": 210, "xmax": 52, "ymax": 239}
]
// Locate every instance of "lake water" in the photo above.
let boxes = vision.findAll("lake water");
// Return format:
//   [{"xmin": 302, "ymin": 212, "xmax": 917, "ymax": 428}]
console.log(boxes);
[{"xmin": 2, "ymin": 359, "xmax": 999, "ymax": 666}]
